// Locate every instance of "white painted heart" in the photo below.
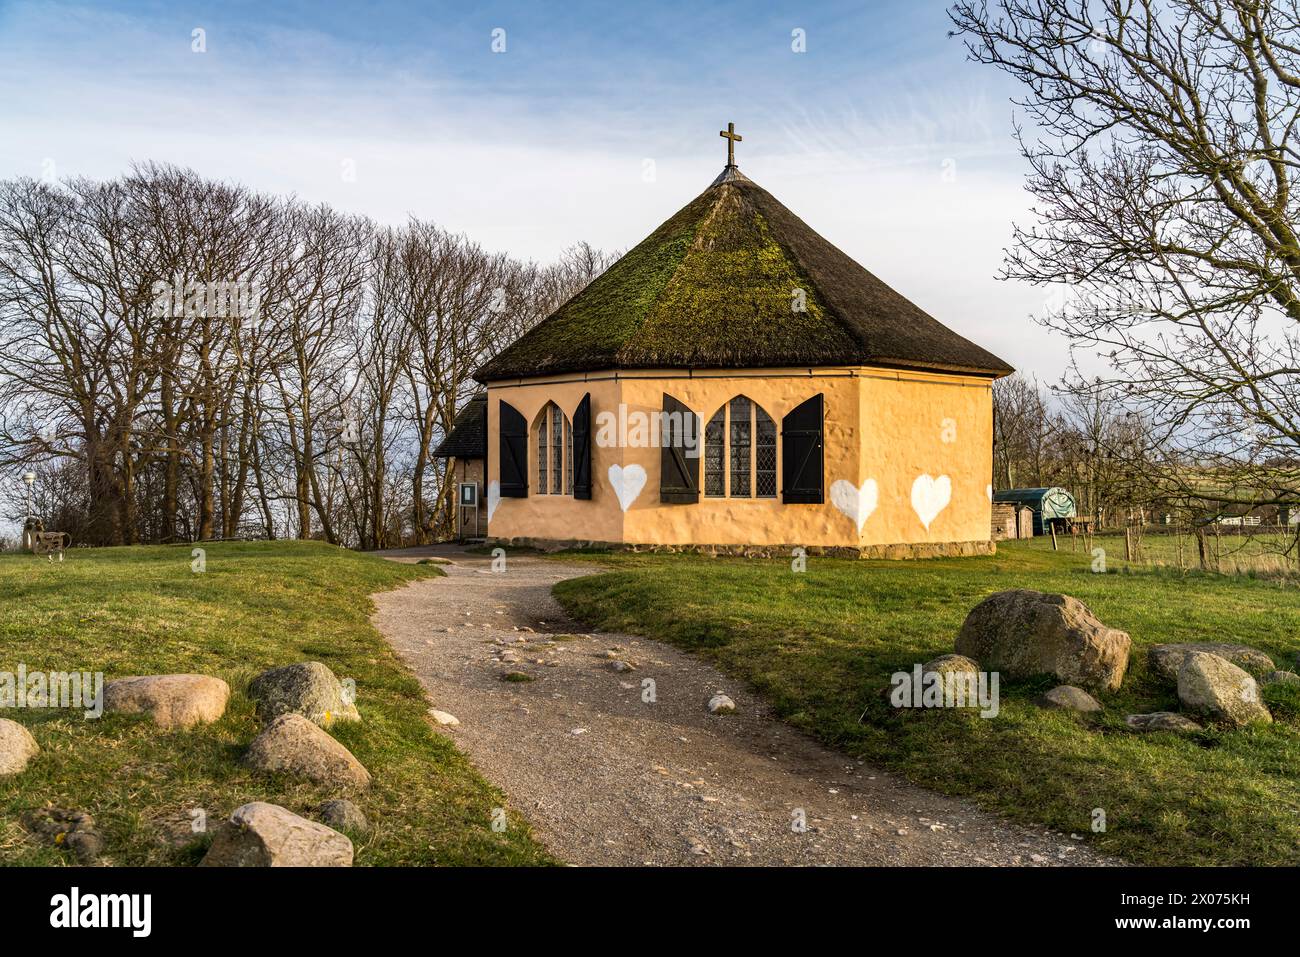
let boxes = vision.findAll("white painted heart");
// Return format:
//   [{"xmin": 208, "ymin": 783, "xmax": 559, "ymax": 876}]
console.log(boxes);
[
  {"xmin": 487, "ymin": 479, "xmax": 501, "ymax": 523},
  {"xmin": 830, "ymin": 479, "xmax": 878, "ymax": 534},
  {"xmin": 608, "ymin": 464, "xmax": 647, "ymax": 513},
  {"xmin": 912, "ymin": 474, "xmax": 952, "ymax": 531}
]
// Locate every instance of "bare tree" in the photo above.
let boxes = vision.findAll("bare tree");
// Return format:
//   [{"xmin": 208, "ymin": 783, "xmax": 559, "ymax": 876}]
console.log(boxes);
[
  {"xmin": 951, "ymin": 0, "xmax": 1300, "ymax": 509},
  {"xmin": 0, "ymin": 164, "xmax": 616, "ymax": 548}
]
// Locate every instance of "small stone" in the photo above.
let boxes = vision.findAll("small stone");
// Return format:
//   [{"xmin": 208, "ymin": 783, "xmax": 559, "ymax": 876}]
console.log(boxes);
[
  {"xmin": 707, "ymin": 693, "xmax": 736, "ymax": 715},
  {"xmin": 609, "ymin": 660, "xmax": 635, "ymax": 673},
  {"xmin": 1124, "ymin": 711, "xmax": 1203, "ymax": 733},
  {"xmin": 64, "ymin": 828, "xmax": 104, "ymax": 864},
  {"xmin": 317, "ymin": 799, "xmax": 369, "ymax": 833},
  {"xmin": 1035, "ymin": 685, "xmax": 1102, "ymax": 712},
  {"xmin": 428, "ymin": 709, "xmax": 460, "ymax": 726},
  {"xmin": 23, "ymin": 807, "xmax": 102, "ymax": 863},
  {"xmin": 201, "ymin": 802, "xmax": 353, "ymax": 867},
  {"xmin": 921, "ymin": 654, "xmax": 980, "ymax": 678},
  {"xmin": 0, "ymin": 718, "xmax": 39, "ymax": 775}
]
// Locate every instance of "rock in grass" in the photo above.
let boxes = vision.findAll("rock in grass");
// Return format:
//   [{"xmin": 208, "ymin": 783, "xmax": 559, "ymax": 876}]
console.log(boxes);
[
  {"xmin": 23, "ymin": 807, "xmax": 103, "ymax": 863},
  {"xmin": 64, "ymin": 829, "xmax": 105, "ymax": 864},
  {"xmin": 1176, "ymin": 652, "xmax": 1272, "ymax": 727},
  {"xmin": 244, "ymin": 714, "xmax": 371, "ymax": 790},
  {"xmin": 1149, "ymin": 643, "xmax": 1275, "ymax": 681},
  {"xmin": 921, "ymin": 654, "xmax": 980, "ymax": 679},
  {"xmin": 317, "ymin": 799, "xmax": 369, "ymax": 834},
  {"xmin": 1263, "ymin": 670, "xmax": 1300, "ymax": 686},
  {"xmin": 955, "ymin": 590, "xmax": 1130, "ymax": 692},
  {"xmin": 708, "ymin": 693, "xmax": 736, "ymax": 715},
  {"xmin": 428, "ymin": 709, "xmax": 460, "ymax": 726},
  {"xmin": 1125, "ymin": 712, "xmax": 1203, "ymax": 733},
  {"xmin": 103, "ymin": 674, "xmax": 230, "ymax": 730},
  {"xmin": 1035, "ymin": 685, "xmax": 1102, "ymax": 712},
  {"xmin": 0, "ymin": 718, "xmax": 39, "ymax": 775},
  {"xmin": 247, "ymin": 662, "xmax": 359, "ymax": 727},
  {"xmin": 200, "ymin": 802, "xmax": 353, "ymax": 867}
]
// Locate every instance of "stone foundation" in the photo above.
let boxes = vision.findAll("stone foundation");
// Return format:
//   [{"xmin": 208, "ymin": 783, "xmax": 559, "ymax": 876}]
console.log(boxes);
[{"xmin": 488, "ymin": 537, "xmax": 996, "ymax": 560}]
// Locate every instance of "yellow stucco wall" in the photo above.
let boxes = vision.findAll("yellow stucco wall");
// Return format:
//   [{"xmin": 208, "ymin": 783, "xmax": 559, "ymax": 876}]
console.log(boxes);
[{"xmin": 485, "ymin": 366, "xmax": 993, "ymax": 548}]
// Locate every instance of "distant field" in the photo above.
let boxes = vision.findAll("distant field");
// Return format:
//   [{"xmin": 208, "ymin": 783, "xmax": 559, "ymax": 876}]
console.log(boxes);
[
  {"xmin": 553, "ymin": 540, "xmax": 1300, "ymax": 866},
  {"xmin": 0, "ymin": 541, "xmax": 552, "ymax": 866}
]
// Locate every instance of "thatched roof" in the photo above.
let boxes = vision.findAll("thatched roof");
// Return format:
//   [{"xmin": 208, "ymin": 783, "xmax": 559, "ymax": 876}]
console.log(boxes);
[
  {"xmin": 432, "ymin": 392, "xmax": 487, "ymax": 459},
  {"xmin": 476, "ymin": 167, "xmax": 1013, "ymax": 382}
]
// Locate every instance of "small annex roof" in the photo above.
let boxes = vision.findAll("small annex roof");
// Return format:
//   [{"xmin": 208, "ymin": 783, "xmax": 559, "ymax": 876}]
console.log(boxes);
[{"xmin": 432, "ymin": 392, "xmax": 487, "ymax": 460}]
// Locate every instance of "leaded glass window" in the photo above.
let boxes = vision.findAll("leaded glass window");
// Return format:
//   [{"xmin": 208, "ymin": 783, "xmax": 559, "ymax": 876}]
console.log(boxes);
[
  {"xmin": 705, "ymin": 409, "xmax": 725, "ymax": 497},
  {"xmin": 756, "ymin": 406, "xmax": 777, "ymax": 498},
  {"xmin": 729, "ymin": 396, "xmax": 751, "ymax": 497},
  {"xmin": 565, "ymin": 416, "xmax": 574, "ymax": 495},
  {"xmin": 536, "ymin": 410, "xmax": 548, "ymax": 494},
  {"xmin": 551, "ymin": 407, "xmax": 563, "ymax": 494}
]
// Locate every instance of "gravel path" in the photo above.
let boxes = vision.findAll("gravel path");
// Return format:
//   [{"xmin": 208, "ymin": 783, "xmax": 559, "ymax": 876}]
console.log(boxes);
[{"xmin": 372, "ymin": 545, "xmax": 1114, "ymax": 867}]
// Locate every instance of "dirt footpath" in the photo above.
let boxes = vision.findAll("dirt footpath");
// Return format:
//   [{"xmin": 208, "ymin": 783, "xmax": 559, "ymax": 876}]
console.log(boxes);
[{"xmin": 372, "ymin": 545, "xmax": 1113, "ymax": 867}]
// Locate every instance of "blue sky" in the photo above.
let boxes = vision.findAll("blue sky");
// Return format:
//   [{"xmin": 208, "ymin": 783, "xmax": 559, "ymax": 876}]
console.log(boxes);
[{"xmin": 0, "ymin": 0, "xmax": 1064, "ymax": 379}]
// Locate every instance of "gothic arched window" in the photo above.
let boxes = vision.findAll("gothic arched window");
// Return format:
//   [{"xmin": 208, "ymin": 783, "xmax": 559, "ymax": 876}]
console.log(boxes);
[
  {"xmin": 535, "ymin": 402, "xmax": 574, "ymax": 496},
  {"xmin": 703, "ymin": 395, "xmax": 777, "ymax": 499}
]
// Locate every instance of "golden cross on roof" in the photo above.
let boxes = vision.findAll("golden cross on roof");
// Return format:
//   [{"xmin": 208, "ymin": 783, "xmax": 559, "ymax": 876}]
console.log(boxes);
[{"xmin": 719, "ymin": 122, "xmax": 742, "ymax": 167}]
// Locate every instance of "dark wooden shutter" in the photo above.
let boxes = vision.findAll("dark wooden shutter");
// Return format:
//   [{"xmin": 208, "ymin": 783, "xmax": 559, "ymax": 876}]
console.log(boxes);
[
  {"xmin": 660, "ymin": 393, "xmax": 700, "ymax": 504},
  {"xmin": 498, "ymin": 400, "xmax": 528, "ymax": 497},
  {"xmin": 782, "ymin": 393, "xmax": 824, "ymax": 504},
  {"xmin": 572, "ymin": 392, "xmax": 592, "ymax": 500}
]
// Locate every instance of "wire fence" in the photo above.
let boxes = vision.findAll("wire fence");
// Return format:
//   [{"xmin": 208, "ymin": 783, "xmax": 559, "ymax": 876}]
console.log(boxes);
[{"xmin": 1024, "ymin": 522, "xmax": 1300, "ymax": 578}]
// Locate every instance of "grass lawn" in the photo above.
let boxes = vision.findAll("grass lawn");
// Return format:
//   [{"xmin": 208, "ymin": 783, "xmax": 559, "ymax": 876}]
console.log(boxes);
[
  {"xmin": 0, "ymin": 541, "xmax": 552, "ymax": 866},
  {"xmin": 552, "ymin": 540, "xmax": 1300, "ymax": 866}
]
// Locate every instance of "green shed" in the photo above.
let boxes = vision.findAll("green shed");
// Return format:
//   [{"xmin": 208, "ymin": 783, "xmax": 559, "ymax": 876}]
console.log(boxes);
[{"xmin": 992, "ymin": 487, "xmax": 1077, "ymax": 536}]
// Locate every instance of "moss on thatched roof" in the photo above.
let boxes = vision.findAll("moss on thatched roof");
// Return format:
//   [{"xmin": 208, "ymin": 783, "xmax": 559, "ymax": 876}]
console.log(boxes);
[{"xmin": 476, "ymin": 167, "xmax": 1012, "ymax": 382}]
